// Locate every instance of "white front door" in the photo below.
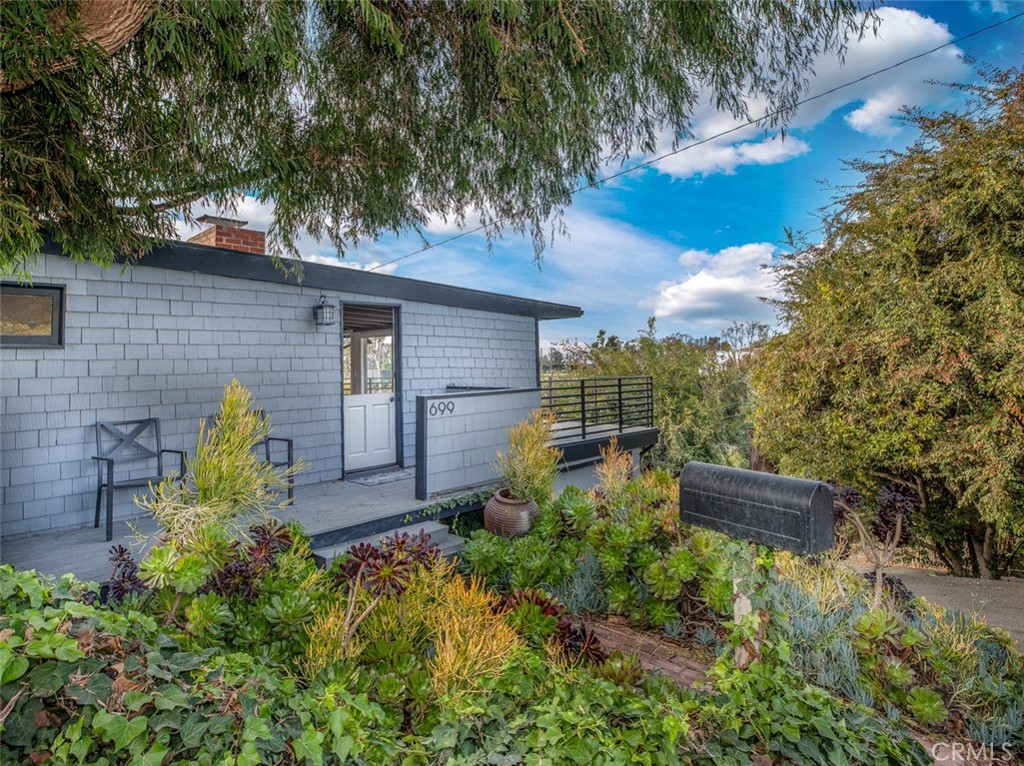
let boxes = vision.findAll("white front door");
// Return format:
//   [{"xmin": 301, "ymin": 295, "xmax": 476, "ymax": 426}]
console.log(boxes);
[
  {"xmin": 344, "ymin": 393, "xmax": 396, "ymax": 471},
  {"xmin": 343, "ymin": 306, "xmax": 398, "ymax": 472}
]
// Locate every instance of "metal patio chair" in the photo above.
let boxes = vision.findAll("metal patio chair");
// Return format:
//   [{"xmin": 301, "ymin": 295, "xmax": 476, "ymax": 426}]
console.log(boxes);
[
  {"xmin": 93, "ymin": 418, "xmax": 186, "ymax": 541},
  {"xmin": 204, "ymin": 409, "xmax": 294, "ymax": 501}
]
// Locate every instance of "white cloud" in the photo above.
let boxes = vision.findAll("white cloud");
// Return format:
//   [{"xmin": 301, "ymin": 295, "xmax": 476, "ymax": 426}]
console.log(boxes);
[
  {"xmin": 650, "ymin": 7, "xmax": 969, "ymax": 180},
  {"xmin": 641, "ymin": 243, "xmax": 781, "ymax": 329},
  {"xmin": 403, "ymin": 210, "xmax": 676, "ymax": 306},
  {"xmin": 657, "ymin": 135, "xmax": 810, "ymax": 178},
  {"xmin": 304, "ymin": 253, "xmax": 399, "ymax": 274},
  {"xmin": 423, "ymin": 208, "xmax": 485, "ymax": 235},
  {"xmin": 785, "ymin": 8, "xmax": 966, "ymax": 131},
  {"xmin": 844, "ymin": 88, "xmax": 910, "ymax": 137},
  {"xmin": 969, "ymin": 0, "xmax": 1010, "ymax": 16}
]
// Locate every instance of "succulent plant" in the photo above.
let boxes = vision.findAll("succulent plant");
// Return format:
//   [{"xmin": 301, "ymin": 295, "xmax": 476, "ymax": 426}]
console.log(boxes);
[
  {"xmin": 559, "ymin": 621, "xmax": 608, "ymax": 665},
  {"xmin": 103, "ymin": 544, "xmax": 147, "ymax": 602},
  {"xmin": 594, "ymin": 654, "xmax": 645, "ymax": 687},
  {"xmin": 209, "ymin": 557, "xmax": 259, "ymax": 599},
  {"xmin": 251, "ymin": 521, "xmax": 294, "ymax": 554},
  {"xmin": 871, "ymin": 484, "xmax": 919, "ymax": 546},
  {"xmin": 336, "ymin": 532, "xmax": 439, "ymax": 599},
  {"xmin": 362, "ymin": 551, "xmax": 413, "ymax": 597},
  {"xmin": 906, "ymin": 686, "xmax": 948, "ymax": 726}
]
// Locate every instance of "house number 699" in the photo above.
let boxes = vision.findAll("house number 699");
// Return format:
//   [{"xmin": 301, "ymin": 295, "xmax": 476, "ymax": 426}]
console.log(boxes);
[{"xmin": 429, "ymin": 401, "xmax": 456, "ymax": 416}]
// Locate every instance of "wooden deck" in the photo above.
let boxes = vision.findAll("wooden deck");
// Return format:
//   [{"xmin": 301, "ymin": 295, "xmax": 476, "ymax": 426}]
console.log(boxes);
[
  {"xmin": 0, "ymin": 475, "xmax": 453, "ymax": 583},
  {"xmin": 0, "ymin": 465, "xmax": 600, "ymax": 583}
]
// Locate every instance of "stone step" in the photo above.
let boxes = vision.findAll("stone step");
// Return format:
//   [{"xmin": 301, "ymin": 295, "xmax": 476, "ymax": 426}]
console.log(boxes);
[
  {"xmin": 436, "ymin": 535, "xmax": 466, "ymax": 560},
  {"xmin": 311, "ymin": 520, "xmax": 460, "ymax": 566}
]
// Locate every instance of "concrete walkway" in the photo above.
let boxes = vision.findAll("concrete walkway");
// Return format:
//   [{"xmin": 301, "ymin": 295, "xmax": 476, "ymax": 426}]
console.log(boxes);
[{"xmin": 871, "ymin": 566, "xmax": 1024, "ymax": 649}]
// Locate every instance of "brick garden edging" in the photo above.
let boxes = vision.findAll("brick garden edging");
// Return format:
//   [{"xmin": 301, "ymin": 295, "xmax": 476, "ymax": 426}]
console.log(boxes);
[
  {"xmin": 588, "ymin": 616, "xmax": 710, "ymax": 688},
  {"xmin": 588, "ymin": 615, "xmax": 960, "ymax": 766}
]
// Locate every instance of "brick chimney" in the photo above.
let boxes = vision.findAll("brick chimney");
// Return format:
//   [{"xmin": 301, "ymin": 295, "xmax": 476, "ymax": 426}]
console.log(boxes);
[{"xmin": 187, "ymin": 215, "xmax": 266, "ymax": 255}]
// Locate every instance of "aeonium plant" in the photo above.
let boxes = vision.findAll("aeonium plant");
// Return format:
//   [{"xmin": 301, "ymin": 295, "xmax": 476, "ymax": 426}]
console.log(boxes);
[
  {"xmin": 831, "ymin": 481, "xmax": 921, "ymax": 608},
  {"xmin": 330, "ymin": 531, "xmax": 441, "ymax": 650}
]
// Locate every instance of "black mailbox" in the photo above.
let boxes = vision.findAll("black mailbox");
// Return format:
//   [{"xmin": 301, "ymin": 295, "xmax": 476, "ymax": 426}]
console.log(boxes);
[{"xmin": 679, "ymin": 462, "xmax": 834, "ymax": 556}]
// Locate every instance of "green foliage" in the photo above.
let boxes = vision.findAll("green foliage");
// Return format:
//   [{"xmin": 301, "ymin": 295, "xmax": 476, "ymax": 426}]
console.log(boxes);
[
  {"xmin": 753, "ymin": 67, "xmax": 1024, "ymax": 578},
  {"xmin": 0, "ymin": 573, "xmax": 404, "ymax": 765},
  {"xmin": 906, "ymin": 687, "xmax": 947, "ymax": 726},
  {"xmin": 494, "ymin": 409, "xmax": 562, "ymax": 504},
  {"xmin": 558, "ymin": 320, "xmax": 771, "ymax": 472},
  {"xmin": 5, "ymin": 539, "xmax": 1000, "ymax": 766},
  {"xmin": 464, "ymin": 474, "xmax": 1024, "ymax": 757},
  {"xmin": 408, "ymin": 652, "xmax": 696, "ymax": 765},
  {"xmin": 559, "ymin": 488, "xmax": 598, "ymax": 534},
  {"xmin": 138, "ymin": 380, "xmax": 305, "ymax": 540},
  {"xmin": 465, "ymin": 471, "xmax": 743, "ymax": 629},
  {"xmin": 1, "ymin": 1, "xmax": 866, "ymax": 275},
  {"xmin": 700, "ymin": 656, "xmax": 930, "ymax": 766},
  {"xmin": 503, "ymin": 593, "xmax": 564, "ymax": 647},
  {"xmin": 772, "ymin": 555, "xmax": 1024, "ymax": 756}
]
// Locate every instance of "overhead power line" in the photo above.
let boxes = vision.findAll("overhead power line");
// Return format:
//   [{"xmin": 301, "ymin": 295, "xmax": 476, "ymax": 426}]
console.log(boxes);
[{"xmin": 368, "ymin": 11, "xmax": 1024, "ymax": 273}]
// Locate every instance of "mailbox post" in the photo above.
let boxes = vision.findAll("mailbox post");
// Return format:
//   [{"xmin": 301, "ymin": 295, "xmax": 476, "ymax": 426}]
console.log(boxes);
[{"xmin": 679, "ymin": 462, "xmax": 834, "ymax": 666}]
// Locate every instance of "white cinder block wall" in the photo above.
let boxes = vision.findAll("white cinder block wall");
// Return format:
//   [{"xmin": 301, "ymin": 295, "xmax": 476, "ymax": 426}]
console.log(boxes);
[{"xmin": 0, "ymin": 253, "xmax": 538, "ymax": 537}]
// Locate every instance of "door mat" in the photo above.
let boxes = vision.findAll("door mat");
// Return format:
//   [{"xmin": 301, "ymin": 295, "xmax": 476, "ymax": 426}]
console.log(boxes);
[{"xmin": 347, "ymin": 469, "xmax": 414, "ymax": 487}]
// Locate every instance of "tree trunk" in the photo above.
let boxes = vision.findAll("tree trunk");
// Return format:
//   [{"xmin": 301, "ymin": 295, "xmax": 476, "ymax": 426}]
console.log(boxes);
[
  {"xmin": 934, "ymin": 542, "xmax": 966, "ymax": 577},
  {"xmin": 968, "ymin": 526, "xmax": 994, "ymax": 580},
  {"xmin": 1, "ymin": 0, "xmax": 156, "ymax": 93}
]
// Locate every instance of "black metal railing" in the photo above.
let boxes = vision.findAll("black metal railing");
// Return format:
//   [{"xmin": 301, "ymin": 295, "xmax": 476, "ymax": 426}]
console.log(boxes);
[{"xmin": 541, "ymin": 376, "xmax": 654, "ymax": 443}]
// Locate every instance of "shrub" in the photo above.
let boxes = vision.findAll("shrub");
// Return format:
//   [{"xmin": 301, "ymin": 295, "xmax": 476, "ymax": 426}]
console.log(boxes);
[
  {"xmin": 494, "ymin": 410, "xmax": 562, "ymax": 505},
  {"xmin": 0, "ymin": 567, "xmax": 405, "ymax": 766},
  {"xmin": 355, "ymin": 556, "xmax": 457, "ymax": 652},
  {"xmin": 414, "ymin": 652, "xmax": 695, "ymax": 765},
  {"xmin": 137, "ymin": 380, "xmax": 305, "ymax": 540},
  {"xmin": 772, "ymin": 555, "xmax": 1024, "ymax": 755},
  {"xmin": 593, "ymin": 437, "xmax": 633, "ymax": 506},
  {"xmin": 700, "ymin": 654, "xmax": 931, "ymax": 765},
  {"xmin": 427, "ymin": 576, "xmax": 519, "ymax": 697}
]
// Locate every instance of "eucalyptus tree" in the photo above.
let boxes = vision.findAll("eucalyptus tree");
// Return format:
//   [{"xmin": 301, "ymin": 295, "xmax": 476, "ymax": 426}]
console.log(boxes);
[
  {"xmin": 2, "ymin": 0, "xmax": 867, "ymax": 274},
  {"xmin": 753, "ymin": 68, "xmax": 1024, "ymax": 578}
]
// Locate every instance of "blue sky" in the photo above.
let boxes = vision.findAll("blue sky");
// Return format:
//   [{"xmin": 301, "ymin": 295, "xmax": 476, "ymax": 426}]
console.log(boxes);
[{"xmin": 181, "ymin": 1, "xmax": 1023, "ymax": 347}]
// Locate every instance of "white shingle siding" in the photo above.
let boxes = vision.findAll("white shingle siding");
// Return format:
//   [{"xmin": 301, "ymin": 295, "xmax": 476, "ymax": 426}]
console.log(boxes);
[
  {"xmin": 1, "ymin": 254, "xmax": 538, "ymax": 537},
  {"xmin": 418, "ymin": 389, "xmax": 541, "ymax": 497}
]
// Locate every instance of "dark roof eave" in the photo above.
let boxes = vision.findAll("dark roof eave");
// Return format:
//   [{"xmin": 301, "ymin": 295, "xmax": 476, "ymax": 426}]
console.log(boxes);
[{"xmin": 40, "ymin": 236, "xmax": 584, "ymax": 321}]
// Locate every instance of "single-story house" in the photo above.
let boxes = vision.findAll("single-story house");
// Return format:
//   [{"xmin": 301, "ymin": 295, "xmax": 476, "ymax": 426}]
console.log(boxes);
[{"xmin": 1, "ymin": 218, "xmax": 658, "ymax": 561}]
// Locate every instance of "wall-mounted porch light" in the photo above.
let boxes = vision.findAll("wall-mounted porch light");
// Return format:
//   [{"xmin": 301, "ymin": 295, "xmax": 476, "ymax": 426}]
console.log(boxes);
[{"xmin": 313, "ymin": 295, "xmax": 337, "ymax": 326}]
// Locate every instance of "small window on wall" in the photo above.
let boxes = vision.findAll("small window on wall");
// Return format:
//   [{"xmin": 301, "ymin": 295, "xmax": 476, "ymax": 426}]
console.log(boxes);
[{"xmin": 0, "ymin": 283, "xmax": 65, "ymax": 348}]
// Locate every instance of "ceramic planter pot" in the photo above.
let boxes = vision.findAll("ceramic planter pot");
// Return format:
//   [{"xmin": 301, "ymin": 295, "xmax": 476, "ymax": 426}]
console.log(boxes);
[{"xmin": 484, "ymin": 487, "xmax": 539, "ymax": 538}]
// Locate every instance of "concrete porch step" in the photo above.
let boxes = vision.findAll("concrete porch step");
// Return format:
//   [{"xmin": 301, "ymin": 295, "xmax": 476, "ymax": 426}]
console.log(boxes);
[{"xmin": 311, "ymin": 520, "xmax": 464, "ymax": 567}]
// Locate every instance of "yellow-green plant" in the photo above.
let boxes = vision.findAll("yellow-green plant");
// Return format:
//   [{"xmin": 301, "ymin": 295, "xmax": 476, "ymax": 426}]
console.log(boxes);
[
  {"xmin": 303, "ymin": 600, "xmax": 355, "ymax": 678},
  {"xmin": 427, "ymin": 575, "xmax": 519, "ymax": 697},
  {"xmin": 494, "ymin": 410, "xmax": 562, "ymax": 505},
  {"xmin": 357, "ymin": 558, "xmax": 457, "ymax": 651},
  {"xmin": 137, "ymin": 380, "xmax": 305, "ymax": 541},
  {"xmin": 775, "ymin": 550, "xmax": 870, "ymax": 614},
  {"xmin": 593, "ymin": 437, "xmax": 633, "ymax": 507}
]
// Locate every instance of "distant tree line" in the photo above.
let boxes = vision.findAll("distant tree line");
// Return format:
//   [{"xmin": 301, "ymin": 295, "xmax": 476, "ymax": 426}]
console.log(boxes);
[{"xmin": 554, "ymin": 319, "xmax": 772, "ymax": 472}]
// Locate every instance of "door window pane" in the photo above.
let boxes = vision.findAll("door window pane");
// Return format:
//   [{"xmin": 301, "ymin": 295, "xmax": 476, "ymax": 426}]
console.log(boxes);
[{"xmin": 364, "ymin": 336, "xmax": 393, "ymax": 393}]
